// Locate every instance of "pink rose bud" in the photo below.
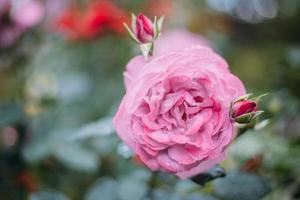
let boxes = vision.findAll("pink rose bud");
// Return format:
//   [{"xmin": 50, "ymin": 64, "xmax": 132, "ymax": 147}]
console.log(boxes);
[
  {"xmin": 124, "ymin": 12, "xmax": 164, "ymax": 58},
  {"xmin": 231, "ymin": 97, "xmax": 263, "ymax": 124},
  {"xmin": 232, "ymin": 100, "xmax": 257, "ymax": 118},
  {"xmin": 134, "ymin": 13, "xmax": 154, "ymax": 43}
]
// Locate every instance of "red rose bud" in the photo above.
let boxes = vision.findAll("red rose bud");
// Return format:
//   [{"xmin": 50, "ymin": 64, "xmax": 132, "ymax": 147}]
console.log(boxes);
[
  {"xmin": 231, "ymin": 93, "xmax": 265, "ymax": 124},
  {"xmin": 134, "ymin": 13, "xmax": 154, "ymax": 43},
  {"xmin": 124, "ymin": 12, "xmax": 164, "ymax": 59},
  {"xmin": 232, "ymin": 100, "xmax": 257, "ymax": 118}
]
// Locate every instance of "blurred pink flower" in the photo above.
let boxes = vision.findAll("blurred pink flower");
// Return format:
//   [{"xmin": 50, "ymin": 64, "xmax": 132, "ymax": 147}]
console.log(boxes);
[
  {"xmin": 0, "ymin": 0, "xmax": 44, "ymax": 48},
  {"xmin": 113, "ymin": 30, "xmax": 246, "ymax": 179},
  {"xmin": 12, "ymin": 1, "xmax": 44, "ymax": 28}
]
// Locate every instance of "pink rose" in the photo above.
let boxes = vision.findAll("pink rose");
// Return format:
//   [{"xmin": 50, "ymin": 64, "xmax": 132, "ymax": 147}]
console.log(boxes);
[{"xmin": 113, "ymin": 30, "xmax": 245, "ymax": 179}]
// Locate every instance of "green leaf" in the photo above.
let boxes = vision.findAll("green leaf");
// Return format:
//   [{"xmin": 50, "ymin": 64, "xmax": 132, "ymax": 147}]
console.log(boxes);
[
  {"xmin": 118, "ymin": 169, "xmax": 151, "ymax": 200},
  {"xmin": 234, "ymin": 93, "xmax": 253, "ymax": 102},
  {"xmin": 254, "ymin": 119, "xmax": 270, "ymax": 130},
  {"xmin": 117, "ymin": 143, "xmax": 134, "ymax": 158},
  {"xmin": 253, "ymin": 93, "xmax": 268, "ymax": 103},
  {"xmin": 0, "ymin": 102, "xmax": 23, "ymax": 128},
  {"xmin": 184, "ymin": 193, "xmax": 219, "ymax": 200},
  {"xmin": 156, "ymin": 16, "xmax": 165, "ymax": 38},
  {"xmin": 150, "ymin": 189, "xmax": 182, "ymax": 200},
  {"xmin": 153, "ymin": 16, "xmax": 158, "ymax": 38},
  {"xmin": 251, "ymin": 110, "xmax": 264, "ymax": 120},
  {"xmin": 23, "ymin": 140, "xmax": 52, "ymax": 163},
  {"xmin": 213, "ymin": 171, "xmax": 270, "ymax": 200},
  {"xmin": 229, "ymin": 131, "xmax": 265, "ymax": 163},
  {"xmin": 149, "ymin": 190, "xmax": 219, "ymax": 200},
  {"xmin": 91, "ymin": 135, "xmax": 119, "ymax": 156},
  {"xmin": 118, "ymin": 177, "xmax": 147, "ymax": 200},
  {"xmin": 124, "ymin": 23, "xmax": 140, "ymax": 43},
  {"xmin": 235, "ymin": 110, "xmax": 264, "ymax": 124},
  {"xmin": 29, "ymin": 189, "xmax": 71, "ymax": 200},
  {"xmin": 85, "ymin": 178, "xmax": 119, "ymax": 200},
  {"xmin": 174, "ymin": 180, "xmax": 198, "ymax": 193},
  {"xmin": 53, "ymin": 142, "xmax": 100, "ymax": 173},
  {"xmin": 235, "ymin": 113, "xmax": 253, "ymax": 124},
  {"xmin": 131, "ymin": 13, "xmax": 137, "ymax": 32},
  {"xmin": 70, "ymin": 116, "xmax": 114, "ymax": 141}
]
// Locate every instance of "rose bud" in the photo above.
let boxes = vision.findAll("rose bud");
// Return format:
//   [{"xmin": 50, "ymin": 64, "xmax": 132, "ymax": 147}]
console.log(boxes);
[
  {"xmin": 231, "ymin": 94, "xmax": 265, "ymax": 124},
  {"xmin": 232, "ymin": 100, "xmax": 257, "ymax": 117},
  {"xmin": 124, "ymin": 12, "xmax": 164, "ymax": 58},
  {"xmin": 134, "ymin": 13, "xmax": 154, "ymax": 43}
]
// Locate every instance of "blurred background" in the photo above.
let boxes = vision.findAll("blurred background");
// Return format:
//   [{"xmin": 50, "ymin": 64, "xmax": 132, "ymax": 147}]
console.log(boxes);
[{"xmin": 0, "ymin": 0, "xmax": 300, "ymax": 199}]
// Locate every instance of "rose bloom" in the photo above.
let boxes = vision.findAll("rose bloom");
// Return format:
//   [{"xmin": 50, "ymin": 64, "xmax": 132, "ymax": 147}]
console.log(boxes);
[{"xmin": 113, "ymin": 30, "xmax": 245, "ymax": 179}]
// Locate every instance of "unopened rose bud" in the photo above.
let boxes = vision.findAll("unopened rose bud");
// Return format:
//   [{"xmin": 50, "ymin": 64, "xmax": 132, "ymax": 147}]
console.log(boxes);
[
  {"xmin": 232, "ymin": 100, "xmax": 257, "ymax": 118},
  {"xmin": 231, "ymin": 94, "xmax": 265, "ymax": 124},
  {"xmin": 123, "ymin": 12, "xmax": 164, "ymax": 59},
  {"xmin": 134, "ymin": 13, "xmax": 154, "ymax": 43}
]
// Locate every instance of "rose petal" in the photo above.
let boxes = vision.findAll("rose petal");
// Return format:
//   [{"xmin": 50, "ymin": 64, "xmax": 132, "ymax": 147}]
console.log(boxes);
[
  {"xmin": 176, "ymin": 151, "xmax": 226, "ymax": 179},
  {"xmin": 168, "ymin": 145, "xmax": 196, "ymax": 165},
  {"xmin": 136, "ymin": 146, "xmax": 159, "ymax": 170},
  {"xmin": 157, "ymin": 152, "xmax": 184, "ymax": 172},
  {"xmin": 148, "ymin": 130, "xmax": 171, "ymax": 144},
  {"xmin": 170, "ymin": 134, "xmax": 189, "ymax": 144},
  {"xmin": 124, "ymin": 55, "xmax": 147, "ymax": 89}
]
